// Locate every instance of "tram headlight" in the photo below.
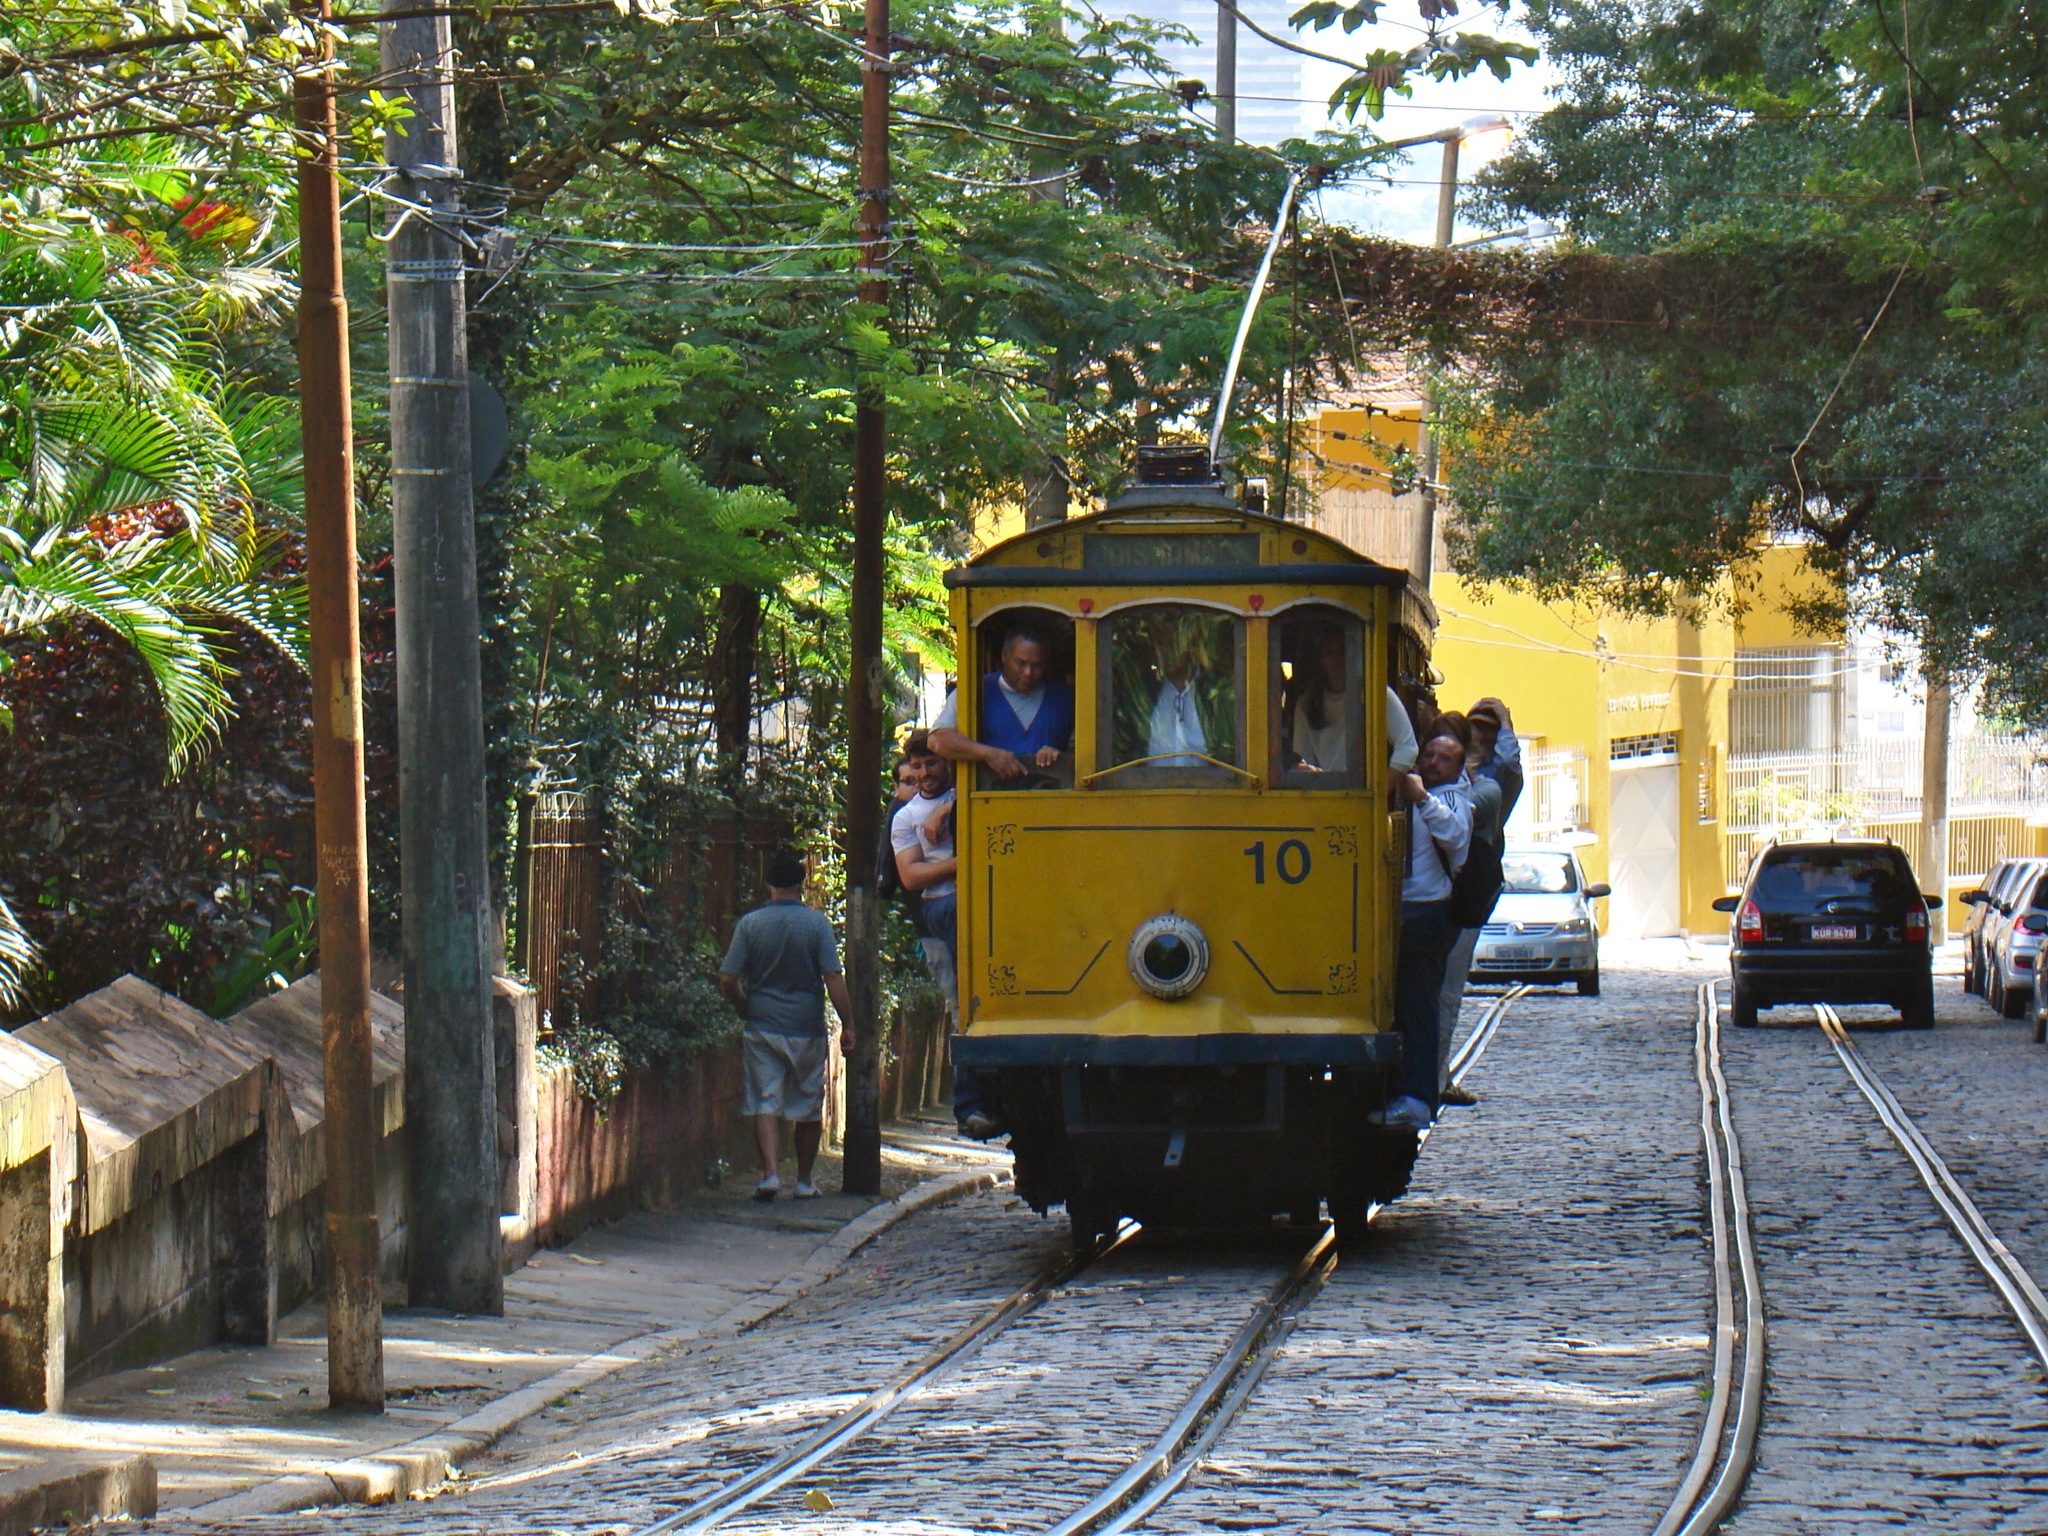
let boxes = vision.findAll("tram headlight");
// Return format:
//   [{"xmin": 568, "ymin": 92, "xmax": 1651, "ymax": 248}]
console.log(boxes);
[{"xmin": 1127, "ymin": 914, "xmax": 1209, "ymax": 1000}]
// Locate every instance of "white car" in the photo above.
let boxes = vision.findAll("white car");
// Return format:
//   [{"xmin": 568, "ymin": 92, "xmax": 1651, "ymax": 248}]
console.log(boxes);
[{"xmin": 1470, "ymin": 845, "xmax": 1611, "ymax": 996}]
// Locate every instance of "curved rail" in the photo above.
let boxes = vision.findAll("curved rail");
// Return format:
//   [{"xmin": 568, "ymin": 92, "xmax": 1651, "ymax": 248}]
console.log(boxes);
[
  {"xmin": 1046, "ymin": 1230, "xmax": 1338, "ymax": 1536},
  {"xmin": 641, "ymin": 987, "xmax": 1534, "ymax": 1536},
  {"xmin": 1652, "ymin": 981, "xmax": 1766, "ymax": 1536},
  {"xmin": 1816, "ymin": 1003, "xmax": 2048, "ymax": 1368},
  {"xmin": 640, "ymin": 1223, "xmax": 1137, "ymax": 1535},
  {"xmin": 1048, "ymin": 981, "xmax": 1532, "ymax": 1535}
]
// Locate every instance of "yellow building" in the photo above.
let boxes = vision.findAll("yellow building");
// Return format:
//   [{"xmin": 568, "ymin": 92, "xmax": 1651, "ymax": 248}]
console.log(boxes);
[{"xmin": 1310, "ymin": 400, "xmax": 1839, "ymax": 937}]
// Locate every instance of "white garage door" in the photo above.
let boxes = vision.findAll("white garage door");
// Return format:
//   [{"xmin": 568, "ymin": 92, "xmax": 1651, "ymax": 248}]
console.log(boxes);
[{"xmin": 1609, "ymin": 761, "xmax": 1681, "ymax": 938}]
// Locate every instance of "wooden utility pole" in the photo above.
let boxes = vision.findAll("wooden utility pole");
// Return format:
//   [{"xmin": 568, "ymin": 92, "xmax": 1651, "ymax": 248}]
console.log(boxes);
[
  {"xmin": 1921, "ymin": 671, "xmax": 1952, "ymax": 942},
  {"xmin": 382, "ymin": 1, "xmax": 503, "ymax": 1311},
  {"xmin": 841, "ymin": 0, "xmax": 891, "ymax": 1197},
  {"xmin": 294, "ymin": 0, "xmax": 384, "ymax": 1411}
]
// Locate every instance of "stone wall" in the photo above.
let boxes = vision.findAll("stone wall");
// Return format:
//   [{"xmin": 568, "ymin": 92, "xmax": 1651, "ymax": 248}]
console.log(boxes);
[{"xmin": 0, "ymin": 971, "xmax": 951, "ymax": 1410}]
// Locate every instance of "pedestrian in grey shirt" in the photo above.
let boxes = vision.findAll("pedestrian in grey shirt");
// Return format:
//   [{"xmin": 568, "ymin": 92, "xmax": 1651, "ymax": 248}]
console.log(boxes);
[{"xmin": 719, "ymin": 853, "xmax": 854, "ymax": 1201}]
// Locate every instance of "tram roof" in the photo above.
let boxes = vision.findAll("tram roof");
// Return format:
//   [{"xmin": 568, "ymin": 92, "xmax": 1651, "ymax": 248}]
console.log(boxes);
[{"xmin": 948, "ymin": 496, "xmax": 1420, "ymax": 603}]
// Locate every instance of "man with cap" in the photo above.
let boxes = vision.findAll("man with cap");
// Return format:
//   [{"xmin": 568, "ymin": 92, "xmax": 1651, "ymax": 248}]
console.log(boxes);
[
  {"xmin": 720, "ymin": 853, "xmax": 855, "ymax": 1201},
  {"xmin": 1436, "ymin": 698, "xmax": 1523, "ymax": 1105}
]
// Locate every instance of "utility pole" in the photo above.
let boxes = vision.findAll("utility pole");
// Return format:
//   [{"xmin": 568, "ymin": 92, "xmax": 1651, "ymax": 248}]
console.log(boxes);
[
  {"xmin": 1023, "ymin": 168, "xmax": 1068, "ymax": 529},
  {"xmin": 1214, "ymin": 0, "xmax": 1237, "ymax": 144},
  {"xmin": 382, "ymin": 1, "xmax": 503, "ymax": 1311},
  {"xmin": 1410, "ymin": 130, "xmax": 1459, "ymax": 584},
  {"xmin": 1920, "ymin": 671, "xmax": 1952, "ymax": 942},
  {"xmin": 841, "ymin": 0, "xmax": 890, "ymax": 1197},
  {"xmin": 294, "ymin": 0, "xmax": 384, "ymax": 1411}
]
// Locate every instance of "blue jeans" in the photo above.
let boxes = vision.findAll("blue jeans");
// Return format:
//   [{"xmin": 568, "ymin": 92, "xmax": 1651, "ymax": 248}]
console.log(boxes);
[
  {"xmin": 1396, "ymin": 900, "xmax": 1453, "ymax": 1109},
  {"xmin": 922, "ymin": 891, "xmax": 984, "ymax": 1123}
]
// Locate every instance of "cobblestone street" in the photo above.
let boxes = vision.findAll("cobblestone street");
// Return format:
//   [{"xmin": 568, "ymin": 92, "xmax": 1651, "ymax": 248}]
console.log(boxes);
[
  {"xmin": 1721, "ymin": 982, "xmax": 2048, "ymax": 1533},
  {"xmin": 152, "ymin": 948, "xmax": 2048, "ymax": 1536}
]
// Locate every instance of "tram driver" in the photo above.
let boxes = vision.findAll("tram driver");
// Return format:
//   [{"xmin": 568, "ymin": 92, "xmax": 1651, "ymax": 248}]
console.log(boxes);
[{"xmin": 929, "ymin": 625, "xmax": 1075, "ymax": 783}]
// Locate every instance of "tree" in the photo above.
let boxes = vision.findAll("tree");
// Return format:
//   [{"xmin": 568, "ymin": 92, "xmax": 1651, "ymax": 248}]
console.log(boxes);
[{"xmin": 1429, "ymin": 1, "xmax": 2048, "ymax": 720}]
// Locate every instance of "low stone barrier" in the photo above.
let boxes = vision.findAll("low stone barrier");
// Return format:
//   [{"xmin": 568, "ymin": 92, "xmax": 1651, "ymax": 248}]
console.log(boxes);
[{"xmin": 0, "ymin": 970, "xmax": 951, "ymax": 1409}]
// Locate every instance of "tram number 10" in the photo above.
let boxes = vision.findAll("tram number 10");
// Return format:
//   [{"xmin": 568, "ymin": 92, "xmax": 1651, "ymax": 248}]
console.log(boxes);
[{"xmin": 1242, "ymin": 839, "xmax": 1312, "ymax": 886}]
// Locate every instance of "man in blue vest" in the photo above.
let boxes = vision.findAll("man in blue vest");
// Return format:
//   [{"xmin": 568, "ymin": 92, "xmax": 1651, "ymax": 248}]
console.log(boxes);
[{"xmin": 928, "ymin": 627, "xmax": 1075, "ymax": 781}]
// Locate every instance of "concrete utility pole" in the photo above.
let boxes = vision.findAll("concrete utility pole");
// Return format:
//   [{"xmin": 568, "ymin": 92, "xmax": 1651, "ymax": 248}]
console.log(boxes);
[
  {"xmin": 1410, "ymin": 133, "xmax": 1459, "ymax": 584},
  {"xmin": 1921, "ymin": 672, "xmax": 1952, "ymax": 942},
  {"xmin": 381, "ymin": 3, "xmax": 503, "ymax": 1312},
  {"xmin": 1410, "ymin": 115, "xmax": 1508, "ymax": 583},
  {"xmin": 841, "ymin": 0, "xmax": 891, "ymax": 1196},
  {"xmin": 294, "ymin": 0, "xmax": 384, "ymax": 1410},
  {"xmin": 1023, "ymin": 169, "xmax": 1068, "ymax": 530},
  {"xmin": 1214, "ymin": 0, "xmax": 1237, "ymax": 144}
]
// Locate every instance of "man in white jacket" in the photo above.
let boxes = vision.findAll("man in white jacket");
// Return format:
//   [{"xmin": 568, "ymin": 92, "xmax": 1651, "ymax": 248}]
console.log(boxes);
[{"xmin": 1379, "ymin": 732, "xmax": 1473, "ymax": 1130}]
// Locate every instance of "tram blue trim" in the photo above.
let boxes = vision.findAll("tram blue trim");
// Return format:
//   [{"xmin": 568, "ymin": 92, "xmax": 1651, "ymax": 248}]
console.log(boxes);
[
  {"xmin": 944, "ymin": 562, "xmax": 1406, "ymax": 589},
  {"xmin": 953, "ymin": 1034, "xmax": 1400, "ymax": 1067}
]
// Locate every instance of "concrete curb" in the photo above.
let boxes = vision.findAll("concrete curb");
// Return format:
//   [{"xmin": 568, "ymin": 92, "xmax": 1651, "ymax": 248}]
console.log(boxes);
[
  {"xmin": 0, "ymin": 1451, "xmax": 155, "ymax": 1536},
  {"xmin": 183, "ymin": 1165, "xmax": 1004, "ymax": 1523}
]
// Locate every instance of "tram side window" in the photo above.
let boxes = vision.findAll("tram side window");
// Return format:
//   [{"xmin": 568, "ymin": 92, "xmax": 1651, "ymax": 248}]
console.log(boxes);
[
  {"xmin": 1099, "ymin": 604, "xmax": 1243, "ymax": 786},
  {"xmin": 965, "ymin": 610, "xmax": 1077, "ymax": 791},
  {"xmin": 1275, "ymin": 606, "xmax": 1364, "ymax": 788}
]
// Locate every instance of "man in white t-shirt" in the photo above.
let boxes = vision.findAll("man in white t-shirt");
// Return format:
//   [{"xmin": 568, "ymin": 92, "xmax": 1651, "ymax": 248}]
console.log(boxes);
[{"xmin": 890, "ymin": 750, "xmax": 995, "ymax": 1138}]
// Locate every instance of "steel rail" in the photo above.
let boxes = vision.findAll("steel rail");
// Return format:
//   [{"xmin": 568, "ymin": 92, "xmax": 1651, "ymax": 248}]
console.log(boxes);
[
  {"xmin": 1048, "ymin": 983, "xmax": 1533, "ymax": 1536},
  {"xmin": 1046, "ymin": 1230, "xmax": 1338, "ymax": 1536},
  {"xmin": 1815, "ymin": 1004, "xmax": 2048, "ymax": 1368},
  {"xmin": 645, "ymin": 988, "xmax": 1533, "ymax": 1536},
  {"xmin": 1445, "ymin": 982, "xmax": 1531, "ymax": 1090},
  {"xmin": 639, "ymin": 1223, "xmax": 1137, "ymax": 1535},
  {"xmin": 1653, "ymin": 981, "xmax": 1767, "ymax": 1536}
]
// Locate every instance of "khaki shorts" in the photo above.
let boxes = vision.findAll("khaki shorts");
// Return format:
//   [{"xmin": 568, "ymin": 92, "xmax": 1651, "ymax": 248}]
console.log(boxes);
[{"xmin": 743, "ymin": 1030, "xmax": 829, "ymax": 1122}]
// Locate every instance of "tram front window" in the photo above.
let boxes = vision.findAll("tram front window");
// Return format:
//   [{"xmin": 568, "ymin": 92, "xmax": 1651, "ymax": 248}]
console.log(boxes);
[
  {"xmin": 1275, "ymin": 606, "xmax": 1364, "ymax": 788},
  {"xmin": 955, "ymin": 611, "xmax": 1077, "ymax": 790},
  {"xmin": 1099, "ymin": 604, "xmax": 1243, "ymax": 786}
]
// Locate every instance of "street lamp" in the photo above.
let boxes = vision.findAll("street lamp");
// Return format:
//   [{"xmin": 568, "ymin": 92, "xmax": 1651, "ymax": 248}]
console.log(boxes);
[{"xmin": 1407, "ymin": 113, "xmax": 1510, "ymax": 583}]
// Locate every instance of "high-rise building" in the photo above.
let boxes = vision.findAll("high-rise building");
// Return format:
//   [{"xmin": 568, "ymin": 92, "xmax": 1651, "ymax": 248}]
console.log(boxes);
[{"xmin": 1127, "ymin": 0, "xmax": 1307, "ymax": 146}]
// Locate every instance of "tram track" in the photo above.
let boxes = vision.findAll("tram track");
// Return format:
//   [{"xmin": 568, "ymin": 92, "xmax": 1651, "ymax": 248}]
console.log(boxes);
[
  {"xmin": 1814, "ymin": 1003, "xmax": 2048, "ymax": 1369},
  {"xmin": 1652, "ymin": 980, "xmax": 1765, "ymax": 1536},
  {"xmin": 631, "ymin": 985, "xmax": 1531, "ymax": 1536},
  {"xmin": 1659, "ymin": 988, "xmax": 2048, "ymax": 1536}
]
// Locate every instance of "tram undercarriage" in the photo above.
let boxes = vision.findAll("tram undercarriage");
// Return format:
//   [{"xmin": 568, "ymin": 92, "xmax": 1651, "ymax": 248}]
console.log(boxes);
[{"xmin": 974, "ymin": 1050, "xmax": 1421, "ymax": 1243}]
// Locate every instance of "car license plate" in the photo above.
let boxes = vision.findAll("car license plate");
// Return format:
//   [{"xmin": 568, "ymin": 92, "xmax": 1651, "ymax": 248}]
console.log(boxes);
[
  {"xmin": 1812, "ymin": 924, "xmax": 1859, "ymax": 941},
  {"xmin": 1493, "ymin": 945, "xmax": 1536, "ymax": 960}
]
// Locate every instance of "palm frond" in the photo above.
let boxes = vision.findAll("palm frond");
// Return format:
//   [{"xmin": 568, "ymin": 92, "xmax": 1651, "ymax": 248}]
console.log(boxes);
[
  {"xmin": 0, "ymin": 894, "xmax": 34, "ymax": 1014},
  {"xmin": 1, "ymin": 529, "xmax": 230, "ymax": 770}
]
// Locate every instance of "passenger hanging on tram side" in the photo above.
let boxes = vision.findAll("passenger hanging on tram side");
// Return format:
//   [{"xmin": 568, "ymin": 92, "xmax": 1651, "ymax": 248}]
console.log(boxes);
[
  {"xmin": 1380, "ymin": 730, "xmax": 1473, "ymax": 1132},
  {"xmin": 890, "ymin": 735, "xmax": 999, "ymax": 1141},
  {"xmin": 1432, "ymin": 707, "xmax": 1513, "ymax": 1107},
  {"xmin": 929, "ymin": 623, "xmax": 1075, "ymax": 784},
  {"xmin": 1467, "ymin": 697, "xmax": 1524, "ymax": 820}
]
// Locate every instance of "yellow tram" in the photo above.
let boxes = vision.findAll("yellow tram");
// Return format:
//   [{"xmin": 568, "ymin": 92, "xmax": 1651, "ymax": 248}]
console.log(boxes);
[{"xmin": 946, "ymin": 447, "xmax": 1436, "ymax": 1243}]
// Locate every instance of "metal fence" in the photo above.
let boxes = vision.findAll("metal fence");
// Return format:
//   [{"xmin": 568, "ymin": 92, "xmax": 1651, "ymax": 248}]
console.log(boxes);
[
  {"xmin": 1518, "ymin": 747, "xmax": 1590, "ymax": 840},
  {"xmin": 516, "ymin": 790, "xmax": 604, "ymax": 1033},
  {"xmin": 1719, "ymin": 736, "xmax": 2048, "ymax": 886}
]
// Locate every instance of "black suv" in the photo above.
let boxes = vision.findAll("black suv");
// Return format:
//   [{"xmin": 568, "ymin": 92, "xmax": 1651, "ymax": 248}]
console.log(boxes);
[{"xmin": 1712, "ymin": 839, "xmax": 1938, "ymax": 1029}]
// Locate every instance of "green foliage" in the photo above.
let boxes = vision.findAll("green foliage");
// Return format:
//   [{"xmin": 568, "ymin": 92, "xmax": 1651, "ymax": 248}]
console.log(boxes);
[
  {"xmin": 206, "ymin": 887, "xmax": 317, "ymax": 1017},
  {"xmin": 1291, "ymin": 0, "xmax": 1537, "ymax": 120},
  {"xmin": 1443, "ymin": 1, "xmax": 2048, "ymax": 722}
]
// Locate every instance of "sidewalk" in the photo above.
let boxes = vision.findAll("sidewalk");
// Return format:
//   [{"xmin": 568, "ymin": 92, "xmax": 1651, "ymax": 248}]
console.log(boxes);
[{"xmin": 1, "ymin": 1114, "xmax": 1002, "ymax": 1523}]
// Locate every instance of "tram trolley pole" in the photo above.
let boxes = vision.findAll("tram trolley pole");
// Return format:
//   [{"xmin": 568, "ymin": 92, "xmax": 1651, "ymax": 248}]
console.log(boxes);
[
  {"xmin": 841, "ymin": 0, "xmax": 891, "ymax": 1196},
  {"xmin": 294, "ymin": 0, "xmax": 385, "ymax": 1410}
]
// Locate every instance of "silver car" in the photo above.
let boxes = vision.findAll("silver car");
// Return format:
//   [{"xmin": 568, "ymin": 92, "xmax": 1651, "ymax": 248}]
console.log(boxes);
[{"xmin": 1470, "ymin": 845, "xmax": 1611, "ymax": 996}]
